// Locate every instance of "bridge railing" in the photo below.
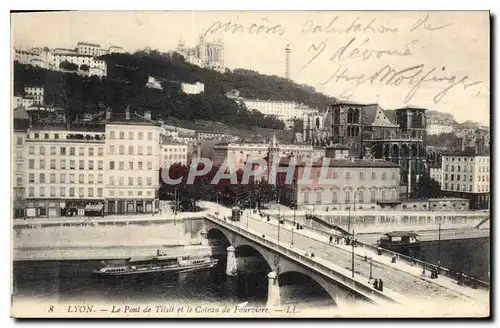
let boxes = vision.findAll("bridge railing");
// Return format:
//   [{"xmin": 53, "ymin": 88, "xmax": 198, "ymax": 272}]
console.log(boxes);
[
  {"xmin": 263, "ymin": 213, "xmax": 490, "ymax": 291},
  {"xmin": 206, "ymin": 213, "xmax": 398, "ymax": 305}
]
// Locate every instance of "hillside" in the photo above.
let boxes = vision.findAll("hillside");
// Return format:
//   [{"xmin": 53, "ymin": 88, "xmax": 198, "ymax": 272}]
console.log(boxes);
[{"xmin": 13, "ymin": 50, "xmax": 337, "ymax": 131}]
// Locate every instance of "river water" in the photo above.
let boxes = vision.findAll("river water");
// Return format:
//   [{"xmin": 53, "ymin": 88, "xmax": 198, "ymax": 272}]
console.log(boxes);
[{"xmin": 13, "ymin": 236, "xmax": 489, "ymax": 305}]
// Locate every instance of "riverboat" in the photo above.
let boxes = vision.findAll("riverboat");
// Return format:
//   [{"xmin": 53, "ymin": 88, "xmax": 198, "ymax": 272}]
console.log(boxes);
[
  {"xmin": 92, "ymin": 252, "xmax": 218, "ymax": 277},
  {"xmin": 377, "ymin": 231, "xmax": 421, "ymax": 251}
]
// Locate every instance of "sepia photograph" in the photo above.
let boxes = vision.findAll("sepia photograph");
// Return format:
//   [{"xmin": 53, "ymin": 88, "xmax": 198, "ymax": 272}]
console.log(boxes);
[{"xmin": 9, "ymin": 10, "xmax": 490, "ymax": 318}]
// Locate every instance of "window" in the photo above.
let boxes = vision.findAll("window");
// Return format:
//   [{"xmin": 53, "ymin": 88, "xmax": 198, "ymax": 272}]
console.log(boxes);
[
  {"xmin": 39, "ymin": 186, "xmax": 45, "ymax": 197},
  {"xmin": 469, "ymin": 175, "xmax": 473, "ymax": 182},
  {"xmin": 345, "ymin": 190, "xmax": 351, "ymax": 203},
  {"xmin": 119, "ymin": 161, "xmax": 124, "ymax": 170},
  {"xmin": 70, "ymin": 174, "xmax": 75, "ymax": 183},
  {"xmin": 70, "ymin": 147, "xmax": 75, "ymax": 155},
  {"xmin": 50, "ymin": 187, "xmax": 56, "ymax": 197},
  {"xmin": 445, "ymin": 165, "xmax": 448, "ymax": 171},
  {"xmin": 88, "ymin": 188, "xmax": 94, "ymax": 197},
  {"xmin": 88, "ymin": 174, "xmax": 94, "ymax": 184},
  {"xmin": 60, "ymin": 173, "xmax": 66, "ymax": 183},
  {"xmin": 29, "ymin": 187, "xmax": 34, "ymax": 197},
  {"xmin": 128, "ymin": 132, "xmax": 134, "ymax": 140},
  {"xmin": 137, "ymin": 177, "xmax": 143, "ymax": 186},
  {"xmin": 147, "ymin": 177, "xmax": 152, "ymax": 186},
  {"xmin": 39, "ymin": 146, "xmax": 45, "ymax": 155},
  {"xmin": 128, "ymin": 177, "xmax": 133, "ymax": 185},
  {"xmin": 358, "ymin": 191, "xmax": 364, "ymax": 203},
  {"xmin": 79, "ymin": 188, "xmax": 84, "ymax": 197},
  {"xmin": 29, "ymin": 173, "xmax": 35, "ymax": 183},
  {"xmin": 128, "ymin": 146, "xmax": 134, "ymax": 155},
  {"xmin": 98, "ymin": 160, "xmax": 103, "ymax": 170},
  {"xmin": 138, "ymin": 146, "xmax": 143, "ymax": 155},
  {"xmin": 147, "ymin": 132, "xmax": 152, "ymax": 140},
  {"xmin": 97, "ymin": 188, "xmax": 103, "ymax": 197},
  {"xmin": 138, "ymin": 162, "xmax": 143, "ymax": 169},
  {"xmin": 109, "ymin": 161, "xmax": 115, "ymax": 170},
  {"xmin": 451, "ymin": 165, "xmax": 454, "ymax": 172},
  {"xmin": 119, "ymin": 177, "xmax": 124, "ymax": 186},
  {"xmin": 98, "ymin": 147, "xmax": 103, "ymax": 156},
  {"xmin": 88, "ymin": 160, "xmax": 94, "ymax": 170},
  {"xmin": 110, "ymin": 131, "xmax": 115, "ymax": 139},
  {"xmin": 29, "ymin": 159, "xmax": 35, "ymax": 169},
  {"xmin": 97, "ymin": 174, "xmax": 103, "ymax": 183},
  {"xmin": 39, "ymin": 159, "xmax": 45, "ymax": 169},
  {"xmin": 60, "ymin": 147, "xmax": 66, "ymax": 155},
  {"xmin": 79, "ymin": 174, "xmax": 84, "ymax": 183},
  {"xmin": 60, "ymin": 187, "xmax": 66, "ymax": 197},
  {"xmin": 89, "ymin": 147, "xmax": 94, "ymax": 156},
  {"xmin": 119, "ymin": 146, "xmax": 124, "ymax": 155},
  {"xmin": 458, "ymin": 166, "xmax": 461, "ymax": 172},
  {"xmin": 79, "ymin": 160, "xmax": 85, "ymax": 170},
  {"xmin": 29, "ymin": 146, "xmax": 34, "ymax": 155},
  {"xmin": 50, "ymin": 173, "xmax": 56, "ymax": 183},
  {"xmin": 50, "ymin": 159, "xmax": 56, "ymax": 169},
  {"xmin": 69, "ymin": 187, "xmax": 75, "ymax": 197},
  {"xmin": 444, "ymin": 174, "xmax": 448, "ymax": 180},
  {"xmin": 119, "ymin": 132, "xmax": 124, "ymax": 139},
  {"xmin": 370, "ymin": 190, "xmax": 376, "ymax": 202},
  {"xmin": 129, "ymin": 162, "xmax": 134, "ymax": 170},
  {"xmin": 371, "ymin": 172, "xmax": 376, "ymax": 180},
  {"xmin": 382, "ymin": 172, "xmax": 387, "ymax": 180},
  {"xmin": 55, "ymin": 133, "xmax": 59, "ymax": 140},
  {"xmin": 50, "ymin": 147, "xmax": 56, "ymax": 155},
  {"xmin": 16, "ymin": 137, "xmax": 22, "ymax": 145},
  {"xmin": 138, "ymin": 132, "xmax": 143, "ymax": 140},
  {"xmin": 457, "ymin": 175, "xmax": 461, "ymax": 181},
  {"xmin": 109, "ymin": 145, "xmax": 115, "ymax": 154},
  {"xmin": 331, "ymin": 191, "xmax": 337, "ymax": 203},
  {"xmin": 147, "ymin": 146, "xmax": 152, "ymax": 155},
  {"xmin": 147, "ymin": 161, "xmax": 152, "ymax": 170},
  {"xmin": 391, "ymin": 172, "xmax": 397, "ymax": 180},
  {"xmin": 109, "ymin": 176, "xmax": 114, "ymax": 185},
  {"xmin": 79, "ymin": 147, "xmax": 84, "ymax": 156},
  {"xmin": 451, "ymin": 174, "xmax": 454, "ymax": 181},
  {"xmin": 345, "ymin": 172, "xmax": 351, "ymax": 180}
]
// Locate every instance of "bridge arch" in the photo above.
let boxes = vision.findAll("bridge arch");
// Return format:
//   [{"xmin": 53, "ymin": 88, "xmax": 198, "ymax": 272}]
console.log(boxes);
[
  {"xmin": 207, "ymin": 227, "xmax": 231, "ymax": 248},
  {"xmin": 278, "ymin": 270, "xmax": 340, "ymax": 307},
  {"xmin": 234, "ymin": 244, "xmax": 273, "ymax": 273}
]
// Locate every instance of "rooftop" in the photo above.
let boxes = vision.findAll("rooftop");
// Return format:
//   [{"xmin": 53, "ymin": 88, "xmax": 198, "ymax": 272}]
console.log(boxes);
[{"xmin": 279, "ymin": 157, "xmax": 401, "ymax": 168}]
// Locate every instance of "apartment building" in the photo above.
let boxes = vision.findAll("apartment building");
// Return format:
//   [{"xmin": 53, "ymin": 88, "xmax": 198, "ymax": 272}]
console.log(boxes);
[
  {"xmin": 441, "ymin": 139, "xmax": 490, "ymax": 209},
  {"xmin": 104, "ymin": 110, "xmax": 162, "ymax": 214},
  {"xmin": 23, "ymin": 124, "xmax": 107, "ymax": 218},
  {"xmin": 160, "ymin": 141, "xmax": 189, "ymax": 169}
]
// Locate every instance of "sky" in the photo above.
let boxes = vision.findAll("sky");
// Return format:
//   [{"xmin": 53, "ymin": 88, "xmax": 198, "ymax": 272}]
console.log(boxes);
[{"xmin": 11, "ymin": 11, "xmax": 490, "ymax": 125}]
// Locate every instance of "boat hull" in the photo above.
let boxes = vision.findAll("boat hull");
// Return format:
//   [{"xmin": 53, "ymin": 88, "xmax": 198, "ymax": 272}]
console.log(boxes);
[{"xmin": 92, "ymin": 260, "xmax": 218, "ymax": 277}]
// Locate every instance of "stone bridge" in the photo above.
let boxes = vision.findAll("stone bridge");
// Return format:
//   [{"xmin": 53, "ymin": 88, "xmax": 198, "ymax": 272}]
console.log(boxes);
[{"xmin": 204, "ymin": 214, "xmax": 396, "ymax": 309}]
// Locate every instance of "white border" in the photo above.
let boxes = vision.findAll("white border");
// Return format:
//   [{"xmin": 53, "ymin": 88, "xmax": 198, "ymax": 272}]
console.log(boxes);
[{"xmin": 2, "ymin": 1, "xmax": 497, "ymax": 327}]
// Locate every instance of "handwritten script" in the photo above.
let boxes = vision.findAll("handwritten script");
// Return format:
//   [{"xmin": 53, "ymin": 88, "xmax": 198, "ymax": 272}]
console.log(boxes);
[{"xmin": 319, "ymin": 64, "xmax": 482, "ymax": 104}]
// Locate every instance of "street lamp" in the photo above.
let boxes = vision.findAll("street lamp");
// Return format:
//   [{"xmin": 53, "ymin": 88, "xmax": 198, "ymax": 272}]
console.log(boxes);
[
  {"xmin": 291, "ymin": 202, "xmax": 296, "ymax": 246},
  {"xmin": 216, "ymin": 191, "xmax": 220, "ymax": 216},
  {"xmin": 369, "ymin": 257, "xmax": 373, "ymax": 281},
  {"xmin": 438, "ymin": 216, "xmax": 442, "ymax": 272},
  {"xmin": 351, "ymin": 229, "xmax": 355, "ymax": 278}
]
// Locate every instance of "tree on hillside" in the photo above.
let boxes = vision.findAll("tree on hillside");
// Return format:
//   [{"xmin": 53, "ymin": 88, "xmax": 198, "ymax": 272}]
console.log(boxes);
[{"xmin": 59, "ymin": 61, "xmax": 78, "ymax": 71}]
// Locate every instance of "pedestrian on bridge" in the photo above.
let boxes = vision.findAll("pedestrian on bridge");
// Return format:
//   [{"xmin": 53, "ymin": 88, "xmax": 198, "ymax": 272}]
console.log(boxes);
[
  {"xmin": 329, "ymin": 236, "xmax": 333, "ymax": 244},
  {"xmin": 373, "ymin": 279, "xmax": 379, "ymax": 290},
  {"xmin": 378, "ymin": 279, "xmax": 384, "ymax": 291}
]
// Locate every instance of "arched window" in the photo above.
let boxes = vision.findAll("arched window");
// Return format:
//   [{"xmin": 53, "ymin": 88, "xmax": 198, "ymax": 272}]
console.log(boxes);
[{"xmin": 315, "ymin": 117, "xmax": 321, "ymax": 129}]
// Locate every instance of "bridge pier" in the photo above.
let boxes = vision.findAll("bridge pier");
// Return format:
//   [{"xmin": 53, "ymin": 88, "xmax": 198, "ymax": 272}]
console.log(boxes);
[
  {"xmin": 226, "ymin": 245, "xmax": 237, "ymax": 276},
  {"xmin": 200, "ymin": 227, "xmax": 208, "ymax": 246},
  {"xmin": 267, "ymin": 271, "xmax": 281, "ymax": 309}
]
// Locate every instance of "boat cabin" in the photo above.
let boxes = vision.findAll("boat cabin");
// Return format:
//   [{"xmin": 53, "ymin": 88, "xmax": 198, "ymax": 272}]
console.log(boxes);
[{"xmin": 378, "ymin": 231, "xmax": 421, "ymax": 249}]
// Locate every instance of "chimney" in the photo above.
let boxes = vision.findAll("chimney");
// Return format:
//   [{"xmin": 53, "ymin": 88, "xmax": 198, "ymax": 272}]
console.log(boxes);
[
  {"xmin": 125, "ymin": 106, "xmax": 130, "ymax": 120},
  {"xmin": 144, "ymin": 110, "xmax": 151, "ymax": 120}
]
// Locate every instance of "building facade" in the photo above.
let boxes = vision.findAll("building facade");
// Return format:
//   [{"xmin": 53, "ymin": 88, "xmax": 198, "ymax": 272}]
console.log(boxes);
[
  {"xmin": 24, "ymin": 85, "xmax": 44, "ymax": 105},
  {"xmin": 241, "ymin": 98, "xmax": 318, "ymax": 122},
  {"xmin": 441, "ymin": 140, "xmax": 490, "ymax": 210},
  {"xmin": 13, "ymin": 108, "xmax": 30, "ymax": 218},
  {"xmin": 177, "ymin": 35, "xmax": 224, "ymax": 73},
  {"xmin": 104, "ymin": 112, "xmax": 162, "ymax": 214},
  {"xmin": 280, "ymin": 154, "xmax": 401, "ymax": 210},
  {"xmin": 181, "ymin": 82, "xmax": 205, "ymax": 95},
  {"xmin": 429, "ymin": 166, "xmax": 443, "ymax": 186},
  {"xmin": 14, "ymin": 41, "xmax": 115, "ymax": 77},
  {"xmin": 426, "ymin": 121, "xmax": 454, "ymax": 135},
  {"xmin": 306, "ymin": 102, "xmax": 427, "ymax": 198},
  {"xmin": 160, "ymin": 142, "xmax": 188, "ymax": 169},
  {"xmin": 23, "ymin": 125, "xmax": 107, "ymax": 218},
  {"xmin": 212, "ymin": 135, "xmax": 325, "ymax": 173}
]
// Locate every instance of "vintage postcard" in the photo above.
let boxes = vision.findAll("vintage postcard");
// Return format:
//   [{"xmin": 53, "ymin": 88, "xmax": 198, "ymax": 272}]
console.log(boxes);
[{"xmin": 11, "ymin": 11, "xmax": 490, "ymax": 318}]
